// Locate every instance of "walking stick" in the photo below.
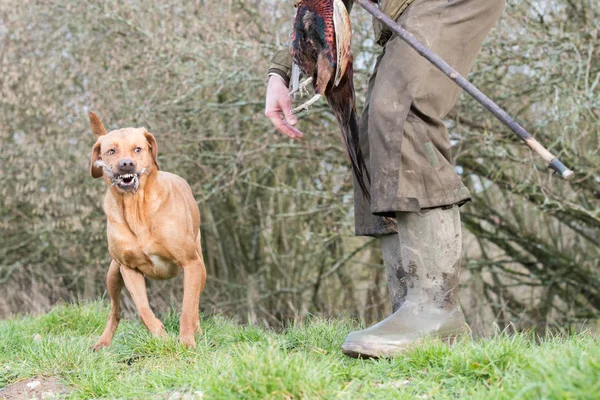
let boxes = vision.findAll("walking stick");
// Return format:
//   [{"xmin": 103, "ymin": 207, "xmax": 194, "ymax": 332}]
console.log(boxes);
[{"xmin": 355, "ymin": 0, "xmax": 573, "ymax": 179}]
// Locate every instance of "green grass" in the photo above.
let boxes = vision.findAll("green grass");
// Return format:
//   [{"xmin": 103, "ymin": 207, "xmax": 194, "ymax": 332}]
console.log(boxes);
[{"xmin": 1, "ymin": 303, "xmax": 599, "ymax": 399}]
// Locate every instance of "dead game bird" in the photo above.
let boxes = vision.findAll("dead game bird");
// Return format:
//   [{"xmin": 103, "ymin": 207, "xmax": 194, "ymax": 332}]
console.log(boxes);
[{"xmin": 291, "ymin": 0, "xmax": 371, "ymax": 199}]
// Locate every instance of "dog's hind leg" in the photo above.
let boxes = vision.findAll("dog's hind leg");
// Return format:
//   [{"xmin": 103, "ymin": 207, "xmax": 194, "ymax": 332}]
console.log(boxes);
[
  {"xmin": 179, "ymin": 253, "xmax": 207, "ymax": 348},
  {"xmin": 120, "ymin": 265, "xmax": 166, "ymax": 337},
  {"xmin": 92, "ymin": 260, "xmax": 124, "ymax": 350}
]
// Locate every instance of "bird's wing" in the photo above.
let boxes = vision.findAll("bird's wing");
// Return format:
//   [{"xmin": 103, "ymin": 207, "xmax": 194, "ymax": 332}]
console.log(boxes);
[{"xmin": 333, "ymin": 0, "xmax": 352, "ymax": 87}]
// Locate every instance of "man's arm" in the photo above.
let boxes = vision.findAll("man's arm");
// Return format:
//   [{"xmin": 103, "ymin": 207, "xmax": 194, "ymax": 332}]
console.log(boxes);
[{"xmin": 267, "ymin": 49, "xmax": 294, "ymax": 87}]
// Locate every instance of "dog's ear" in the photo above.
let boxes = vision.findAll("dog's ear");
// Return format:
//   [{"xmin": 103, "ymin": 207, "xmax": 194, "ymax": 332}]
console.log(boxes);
[
  {"xmin": 90, "ymin": 142, "xmax": 103, "ymax": 178},
  {"xmin": 89, "ymin": 111, "xmax": 107, "ymax": 139},
  {"xmin": 144, "ymin": 130, "xmax": 160, "ymax": 170}
]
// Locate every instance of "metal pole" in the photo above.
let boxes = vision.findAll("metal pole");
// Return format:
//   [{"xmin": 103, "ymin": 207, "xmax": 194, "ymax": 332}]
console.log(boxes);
[{"xmin": 355, "ymin": 0, "xmax": 573, "ymax": 179}]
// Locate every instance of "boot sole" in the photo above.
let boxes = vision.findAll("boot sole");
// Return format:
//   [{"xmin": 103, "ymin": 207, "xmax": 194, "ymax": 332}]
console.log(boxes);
[{"xmin": 341, "ymin": 334, "xmax": 462, "ymax": 359}]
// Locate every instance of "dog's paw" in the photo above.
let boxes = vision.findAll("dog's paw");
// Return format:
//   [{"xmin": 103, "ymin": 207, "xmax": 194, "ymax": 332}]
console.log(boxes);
[
  {"xmin": 91, "ymin": 339, "xmax": 110, "ymax": 351},
  {"xmin": 179, "ymin": 334, "xmax": 196, "ymax": 348},
  {"xmin": 150, "ymin": 327, "xmax": 167, "ymax": 339},
  {"xmin": 147, "ymin": 321, "xmax": 167, "ymax": 338}
]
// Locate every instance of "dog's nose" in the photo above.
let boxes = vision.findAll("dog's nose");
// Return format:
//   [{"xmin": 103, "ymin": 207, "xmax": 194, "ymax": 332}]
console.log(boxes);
[{"xmin": 118, "ymin": 159, "xmax": 136, "ymax": 173}]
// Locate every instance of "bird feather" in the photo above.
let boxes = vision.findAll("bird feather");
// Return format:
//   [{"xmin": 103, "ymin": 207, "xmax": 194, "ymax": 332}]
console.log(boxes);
[{"xmin": 333, "ymin": 0, "xmax": 352, "ymax": 87}]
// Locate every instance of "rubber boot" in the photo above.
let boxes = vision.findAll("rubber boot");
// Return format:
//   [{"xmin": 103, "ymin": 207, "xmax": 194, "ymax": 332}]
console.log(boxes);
[
  {"xmin": 342, "ymin": 206, "xmax": 468, "ymax": 358},
  {"xmin": 380, "ymin": 233, "xmax": 407, "ymax": 313}
]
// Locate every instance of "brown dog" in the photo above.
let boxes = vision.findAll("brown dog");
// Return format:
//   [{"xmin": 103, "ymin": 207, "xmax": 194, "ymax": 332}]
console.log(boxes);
[{"xmin": 88, "ymin": 111, "xmax": 206, "ymax": 349}]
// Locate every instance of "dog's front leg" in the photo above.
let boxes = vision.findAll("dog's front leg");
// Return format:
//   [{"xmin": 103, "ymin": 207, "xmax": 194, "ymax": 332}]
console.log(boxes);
[
  {"xmin": 179, "ymin": 256, "xmax": 207, "ymax": 347},
  {"xmin": 120, "ymin": 265, "xmax": 166, "ymax": 337},
  {"xmin": 92, "ymin": 259, "xmax": 123, "ymax": 350}
]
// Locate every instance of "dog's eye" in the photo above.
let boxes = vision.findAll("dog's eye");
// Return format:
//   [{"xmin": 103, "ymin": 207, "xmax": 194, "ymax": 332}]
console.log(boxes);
[
  {"xmin": 134, "ymin": 147, "xmax": 142, "ymax": 153},
  {"xmin": 107, "ymin": 149, "xmax": 116, "ymax": 155}
]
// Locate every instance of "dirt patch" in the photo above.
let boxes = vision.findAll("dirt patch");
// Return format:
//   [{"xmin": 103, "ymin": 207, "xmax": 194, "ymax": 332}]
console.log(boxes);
[{"xmin": 0, "ymin": 377, "xmax": 68, "ymax": 399}]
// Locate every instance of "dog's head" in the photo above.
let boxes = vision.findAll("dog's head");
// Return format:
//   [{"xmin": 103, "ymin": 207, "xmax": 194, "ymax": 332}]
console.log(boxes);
[{"xmin": 89, "ymin": 111, "xmax": 159, "ymax": 193}]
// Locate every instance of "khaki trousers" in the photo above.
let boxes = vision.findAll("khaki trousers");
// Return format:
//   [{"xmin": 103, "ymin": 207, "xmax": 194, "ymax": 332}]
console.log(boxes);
[{"xmin": 355, "ymin": 0, "xmax": 505, "ymax": 236}]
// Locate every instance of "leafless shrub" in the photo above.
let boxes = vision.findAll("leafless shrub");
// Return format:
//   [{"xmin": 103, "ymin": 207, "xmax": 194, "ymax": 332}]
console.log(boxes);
[{"xmin": 0, "ymin": 0, "xmax": 597, "ymax": 332}]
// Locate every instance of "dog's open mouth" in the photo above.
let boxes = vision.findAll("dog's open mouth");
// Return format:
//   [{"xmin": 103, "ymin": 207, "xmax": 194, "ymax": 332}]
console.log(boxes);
[
  {"xmin": 94, "ymin": 161, "xmax": 147, "ymax": 193},
  {"xmin": 112, "ymin": 172, "xmax": 147, "ymax": 192},
  {"xmin": 115, "ymin": 173, "xmax": 137, "ymax": 190}
]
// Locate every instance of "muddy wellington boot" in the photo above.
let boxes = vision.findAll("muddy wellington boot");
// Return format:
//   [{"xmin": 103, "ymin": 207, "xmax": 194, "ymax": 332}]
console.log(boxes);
[
  {"xmin": 380, "ymin": 233, "xmax": 408, "ymax": 313},
  {"xmin": 342, "ymin": 207, "xmax": 468, "ymax": 358}
]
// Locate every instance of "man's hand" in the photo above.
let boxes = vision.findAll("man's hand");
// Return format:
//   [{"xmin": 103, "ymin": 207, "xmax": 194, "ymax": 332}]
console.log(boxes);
[{"xmin": 265, "ymin": 75, "xmax": 304, "ymax": 139}]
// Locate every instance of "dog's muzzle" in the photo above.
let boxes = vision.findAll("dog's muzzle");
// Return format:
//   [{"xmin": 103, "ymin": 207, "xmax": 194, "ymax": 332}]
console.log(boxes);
[{"xmin": 94, "ymin": 160, "xmax": 147, "ymax": 193}]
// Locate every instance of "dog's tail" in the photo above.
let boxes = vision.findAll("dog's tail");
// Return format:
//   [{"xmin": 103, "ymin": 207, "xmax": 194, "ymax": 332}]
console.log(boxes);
[{"xmin": 89, "ymin": 111, "xmax": 108, "ymax": 138}]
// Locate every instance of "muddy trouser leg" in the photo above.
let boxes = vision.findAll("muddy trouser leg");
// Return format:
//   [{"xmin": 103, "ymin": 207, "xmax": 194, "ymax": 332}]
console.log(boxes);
[
  {"xmin": 354, "ymin": 58, "xmax": 407, "ymax": 312},
  {"xmin": 354, "ymin": 59, "xmax": 407, "ymax": 312},
  {"xmin": 346, "ymin": 0, "xmax": 506, "ymax": 358}
]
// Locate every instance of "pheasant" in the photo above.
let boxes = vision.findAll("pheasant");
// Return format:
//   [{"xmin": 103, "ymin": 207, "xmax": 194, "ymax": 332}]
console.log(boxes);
[{"xmin": 291, "ymin": 0, "xmax": 370, "ymax": 199}]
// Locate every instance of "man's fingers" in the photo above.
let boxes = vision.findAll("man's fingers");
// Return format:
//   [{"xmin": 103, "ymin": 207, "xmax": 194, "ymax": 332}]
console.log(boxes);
[
  {"xmin": 265, "ymin": 76, "xmax": 304, "ymax": 138},
  {"xmin": 280, "ymin": 97, "xmax": 297, "ymax": 126},
  {"xmin": 266, "ymin": 111, "xmax": 304, "ymax": 139},
  {"xmin": 279, "ymin": 123, "xmax": 304, "ymax": 139}
]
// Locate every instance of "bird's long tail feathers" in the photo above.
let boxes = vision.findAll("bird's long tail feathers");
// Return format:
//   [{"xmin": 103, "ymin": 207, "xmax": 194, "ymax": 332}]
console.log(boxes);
[{"xmin": 326, "ymin": 63, "xmax": 371, "ymax": 200}]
